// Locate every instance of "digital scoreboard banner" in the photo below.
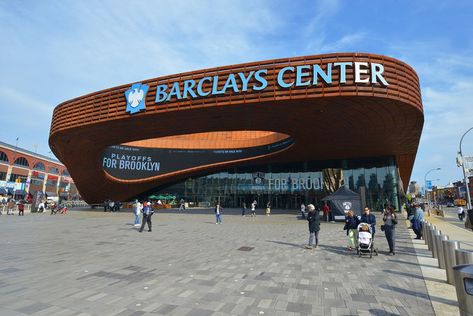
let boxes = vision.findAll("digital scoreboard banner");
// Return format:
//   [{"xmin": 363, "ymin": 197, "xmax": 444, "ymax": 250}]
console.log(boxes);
[{"xmin": 102, "ymin": 138, "xmax": 294, "ymax": 180}]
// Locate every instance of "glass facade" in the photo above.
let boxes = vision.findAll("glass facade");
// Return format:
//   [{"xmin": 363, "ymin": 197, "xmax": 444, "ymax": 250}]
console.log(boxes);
[{"xmin": 153, "ymin": 156, "xmax": 402, "ymax": 211}]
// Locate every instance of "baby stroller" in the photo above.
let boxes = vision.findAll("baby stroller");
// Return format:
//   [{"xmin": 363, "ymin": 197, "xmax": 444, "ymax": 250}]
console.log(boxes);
[{"xmin": 356, "ymin": 223, "xmax": 378, "ymax": 258}]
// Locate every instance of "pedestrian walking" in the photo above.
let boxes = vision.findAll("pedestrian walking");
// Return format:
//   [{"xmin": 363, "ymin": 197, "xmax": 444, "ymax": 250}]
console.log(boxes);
[
  {"xmin": 300, "ymin": 203, "xmax": 306, "ymax": 219},
  {"xmin": 382, "ymin": 206, "xmax": 397, "ymax": 255},
  {"xmin": 241, "ymin": 202, "xmax": 246, "ymax": 216},
  {"xmin": 18, "ymin": 200, "xmax": 25, "ymax": 216},
  {"xmin": 133, "ymin": 199, "xmax": 142, "ymax": 227},
  {"xmin": 0, "ymin": 197, "xmax": 6, "ymax": 215},
  {"xmin": 457, "ymin": 206, "xmax": 465, "ymax": 221},
  {"xmin": 251, "ymin": 200, "xmax": 257, "ymax": 217},
  {"xmin": 215, "ymin": 203, "xmax": 223, "ymax": 224},
  {"xmin": 465, "ymin": 209, "xmax": 473, "ymax": 231},
  {"xmin": 305, "ymin": 204, "xmax": 320, "ymax": 249},
  {"xmin": 38, "ymin": 201, "xmax": 45, "ymax": 213},
  {"xmin": 411, "ymin": 204, "xmax": 424, "ymax": 239},
  {"xmin": 360, "ymin": 207, "xmax": 376, "ymax": 238},
  {"xmin": 139, "ymin": 202, "xmax": 153, "ymax": 232},
  {"xmin": 265, "ymin": 201, "xmax": 271, "ymax": 216},
  {"xmin": 322, "ymin": 202, "xmax": 330, "ymax": 222},
  {"xmin": 344, "ymin": 210, "xmax": 359, "ymax": 251},
  {"xmin": 7, "ymin": 200, "xmax": 15, "ymax": 215},
  {"xmin": 179, "ymin": 198, "xmax": 185, "ymax": 211}
]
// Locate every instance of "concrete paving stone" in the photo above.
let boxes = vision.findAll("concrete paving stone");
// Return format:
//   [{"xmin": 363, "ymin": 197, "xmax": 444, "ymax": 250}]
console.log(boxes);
[
  {"xmin": 350, "ymin": 293, "xmax": 378, "ymax": 303},
  {"xmin": 183, "ymin": 308, "xmax": 213, "ymax": 316},
  {"xmin": 16, "ymin": 302, "xmax": 51, "ymax": 315},
  {"xmin": 155, "ymin": 304, "xmax": 178, "ymax": 315},
  {"xmin": 286, "ymin": 302, "xmax": 312, "ymax": 314},
  {"xmin": 0, "ymin": 307, "xmax": 28, "ymax": 316},
  {"xmin": 168, "ymin": 306, "xmax": 192, "ymax": 316}
]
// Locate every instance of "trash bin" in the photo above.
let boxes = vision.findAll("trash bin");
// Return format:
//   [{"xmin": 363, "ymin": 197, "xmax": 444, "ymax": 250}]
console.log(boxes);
[{"xmin": 453, "ymin": 264, "xmax": 473, "ymax": 316}]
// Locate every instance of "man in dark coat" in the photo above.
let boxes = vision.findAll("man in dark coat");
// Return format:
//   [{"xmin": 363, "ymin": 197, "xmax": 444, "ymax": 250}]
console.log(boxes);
[
  {"xmin": 305, "ymin": 204, "xmax": 320, "ymax": 249},
  {"xmin": 139, "ymin": 202, "xmax": 153, "ymax": 232},
  {"xmin": 360, "ymin": 207, "xmax": 376, "ymax": 238}
]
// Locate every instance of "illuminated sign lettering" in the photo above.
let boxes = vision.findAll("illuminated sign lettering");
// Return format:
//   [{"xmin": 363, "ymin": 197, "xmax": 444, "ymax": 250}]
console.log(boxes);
[{"xmin": 125, "ymin": 61, "xmax": 389, "ymax": 113}]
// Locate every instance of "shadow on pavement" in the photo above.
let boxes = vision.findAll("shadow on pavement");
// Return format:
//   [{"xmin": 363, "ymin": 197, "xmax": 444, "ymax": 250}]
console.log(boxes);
[
  {"xmin": 380, "ymin": 284, "xmax": 458, "ymax": 306},
  {"xmin": 382, "ymin": 269, "xmax": 446, "ymax": 284},
  {"xmin": 266, "ymin": 240, "xmax": 303, "ymax": 249},
  {"xmin": 386, "ymin": 259, "xmax": 438, "ymax": 268}
]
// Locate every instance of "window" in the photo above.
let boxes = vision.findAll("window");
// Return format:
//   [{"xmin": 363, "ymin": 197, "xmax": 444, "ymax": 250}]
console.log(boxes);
[
  {"xmin": 61, "ymin": 169, "xmax": 70, "ymax": 176},
  {"xmin": 9, "ymin": 173, "xmax": 27, "ymax": 183},
  {"xmin": 14, "ymin": 157, "xmax": 29, "ymax": 167},
  {"xmin": 0, "ymin": 151, "xmax": 8, "ymax": 163},
  {"xmin": 33, "ymin": 162, "xmax": 45, "ymax": 171},
  {"xmin": 48, "ymin": 167, "xmax": 59, "ymax": 174}
]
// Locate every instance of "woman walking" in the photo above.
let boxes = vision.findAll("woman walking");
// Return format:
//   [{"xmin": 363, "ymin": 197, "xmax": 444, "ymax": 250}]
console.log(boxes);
[
  {"xmin": 344, "ymin": 210, "xmax": 359, "ymax": 251},
  {"xmin": 215, "ymin": 203, "xmax": 223, "ymax": 224},
  {"xmin": 251, "ymin": 200, "xmax": 257, "ymax": 217},
  {"xmin": 383, "ymin": 206, "xmax": 397, "ymax": 255},
  {"xmin": 265, "ymin": 201, "xmax": 271, "ymax": 216},
  {"xmin": 305, "ymin": 204, "xmax": 320, "ymax": 249}
]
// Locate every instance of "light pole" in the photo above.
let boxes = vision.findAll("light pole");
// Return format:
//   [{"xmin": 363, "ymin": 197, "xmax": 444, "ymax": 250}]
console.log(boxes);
[
  {"xmin": 459, "ymin": 127, "xmax": 473, "ymax": 209},
  {"xmin": 424, "ymin": 168, "xmax": 441, "ymax": 206}
]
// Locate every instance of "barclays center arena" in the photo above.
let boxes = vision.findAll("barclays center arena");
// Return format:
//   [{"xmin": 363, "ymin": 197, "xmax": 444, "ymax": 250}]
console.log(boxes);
[{"xmin": 49, "ymin": 52, "xmax": 423, "ymax": 210}]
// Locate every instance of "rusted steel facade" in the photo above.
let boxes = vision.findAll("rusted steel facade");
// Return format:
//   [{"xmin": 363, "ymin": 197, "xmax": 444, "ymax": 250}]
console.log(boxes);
[{"xmin": 49, "ymin": 53, "xmax": 423, "ymax": 204}]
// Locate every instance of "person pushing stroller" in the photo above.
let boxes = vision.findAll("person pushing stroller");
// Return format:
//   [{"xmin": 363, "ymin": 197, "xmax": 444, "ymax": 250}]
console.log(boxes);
[{"xmin": 360, "ymin": 207, "xmax": 376, "ymax": 238}]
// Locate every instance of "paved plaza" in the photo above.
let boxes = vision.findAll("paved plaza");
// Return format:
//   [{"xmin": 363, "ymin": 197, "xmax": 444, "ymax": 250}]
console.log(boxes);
[{"xmin": 0, "ymin": 209, "xmax": 439, "ymax": 316}]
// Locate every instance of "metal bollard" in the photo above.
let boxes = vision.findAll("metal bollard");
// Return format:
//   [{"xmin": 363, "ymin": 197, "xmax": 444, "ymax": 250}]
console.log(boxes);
[
  {"xmin": 436, "ymin": 234, "xmax": 449, "ymax": 269},
  {"xmin": 431, "ymin": 229, "xmax": 441, "ymax": 258},
  {"xmin": 456, "ymin": 249, "xmax": 473, "ymax": 265},
  {"xmin": 427, "ymin": 226, "xmax": 435, "ymax": 251},
  {"xmin": 423, "ymin": 221, "xmax": 429, "ymax": 245},
  {"xmin": 453, "ymin": 264, "xmax": 473, "ymax": 316},
  {"xmin": 444, "ymin": 240, "xmax": 460, "ymax": 285}
]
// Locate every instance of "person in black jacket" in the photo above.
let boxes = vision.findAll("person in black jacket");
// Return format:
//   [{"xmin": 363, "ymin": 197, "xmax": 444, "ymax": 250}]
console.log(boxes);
[
  {"xmin": 305, "ymin": 204, "xmax": 320, "ymax": 249},
  {"xmin": 360, "ymin": 207, "xmax": 376, "ymax": 238}
]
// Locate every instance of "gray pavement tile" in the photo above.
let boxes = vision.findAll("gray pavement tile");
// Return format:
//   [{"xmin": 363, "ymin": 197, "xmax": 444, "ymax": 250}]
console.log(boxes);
[
  {"xmin": 155, "ymin": 305, "xmax": 178, "ymax": 315},
  {"xmin": 16, "ymin": 303, "xmax": 51, "ymax": 315},
  {"xmin": 184, "ymin": 309, "xmax": 213, "ymax": 316},
  {"xmin": 350, "ymin": 293, "xmax": 378, "ymax": 304},
  {"xmin": 286, "ymin": 302, "xmax": 312, "ymax": 314}
]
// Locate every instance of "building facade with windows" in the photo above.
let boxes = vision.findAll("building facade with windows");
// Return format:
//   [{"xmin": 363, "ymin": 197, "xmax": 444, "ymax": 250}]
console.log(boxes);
[
  {"xmin": 0, "ymin": 141, "xmax": 76, "ymax": 199},
  {"xmin": 49, "ymin": 53, "xmax": 424, "ymax": 210}
]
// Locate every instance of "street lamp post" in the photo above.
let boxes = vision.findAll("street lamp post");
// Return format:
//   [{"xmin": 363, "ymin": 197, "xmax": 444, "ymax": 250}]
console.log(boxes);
[
  {"xmin": 424, "ymin": 168, "xmax": 441, "ymax": 207},
  {"xmin": 459, "ymin": 127, "xmax": 473, "ymax": 209}
]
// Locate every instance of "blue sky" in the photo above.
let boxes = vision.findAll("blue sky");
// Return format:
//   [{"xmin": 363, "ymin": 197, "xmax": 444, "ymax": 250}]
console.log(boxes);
[{"xmin": 1, "ymin": 0, "xmax": 473, "ymax": 188}]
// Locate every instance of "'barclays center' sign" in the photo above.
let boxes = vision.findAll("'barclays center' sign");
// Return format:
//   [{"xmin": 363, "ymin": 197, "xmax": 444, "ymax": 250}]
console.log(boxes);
[{"xmin": 125, "ymin": 62, "xmax": 389, "ymax": 114}]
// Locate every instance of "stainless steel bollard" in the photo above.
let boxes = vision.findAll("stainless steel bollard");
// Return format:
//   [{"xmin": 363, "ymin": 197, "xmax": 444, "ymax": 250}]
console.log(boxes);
[
  {"xmin": 423, "ymin": 221, "xmax": 429, "ymax": 245},
  {"xmin": 456, "ymin": 249, "xmax": 473, "ymax": 265},
  {"xmin": 453, "ymin": 264, "xmax": 473, "ymax": 316},
  {"xmin": 444, "ymin": 240, "xmax": 460, "ymax": 285},
  {"xmin": 432, "ymin": 229, "xmax": 441, "ymax": 258},
  {"xmin": 427, "ymin": 226, "xmax": 435, "ymax": 251},
  {"xmin": 436, "ymin": 234, "xmax": 449, "ymax": 269}
]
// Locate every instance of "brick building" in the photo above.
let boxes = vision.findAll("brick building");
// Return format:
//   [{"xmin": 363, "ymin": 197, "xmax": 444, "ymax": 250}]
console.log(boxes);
[{"xmin": 0, "ymin": 141, "xmax": 77, "ymax": 199}]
